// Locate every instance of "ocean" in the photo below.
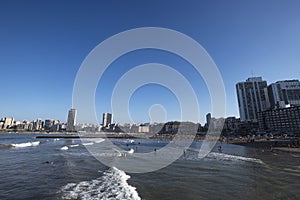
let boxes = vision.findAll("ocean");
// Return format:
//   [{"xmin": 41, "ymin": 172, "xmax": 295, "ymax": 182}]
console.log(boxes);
[{"xmin": 0, "ymin": 134, "xmax": 299, "ymax": 200}]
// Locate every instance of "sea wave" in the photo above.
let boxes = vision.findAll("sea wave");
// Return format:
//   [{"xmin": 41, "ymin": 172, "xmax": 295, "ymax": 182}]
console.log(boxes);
[
  {"xmin": 61, "ymin": 146, "xmax": 69, "ymax": 150},
  {"xmin": 82, "ymin": 142, "xmax": 94, "ymax": 146},
  {"xmin": 94, "ymin": 138, "xmax": 105, "ymax": 143},
  {"xmin": 69, "ymin": 144, "xmax": 80, "ymax": 148},
  {"xmin": 10, "ymin": 141, "xmax": 40, "ymax": 148},
  {"xmin": 207, "ymin": 152, "xmax": 264, "ymax": 164},
  {"xmin": 186, "ymin": 148, "xmax": 263, "ymax": 164},
  {"xmin": 60, "ymin": 167, "xmax": 141, "ymax": 200}
]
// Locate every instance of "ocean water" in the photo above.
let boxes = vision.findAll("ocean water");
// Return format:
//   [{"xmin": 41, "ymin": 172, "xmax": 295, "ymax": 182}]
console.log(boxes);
[{"xmin": 0, "ymin": 134, "xmax": 299, "ymax": 200}]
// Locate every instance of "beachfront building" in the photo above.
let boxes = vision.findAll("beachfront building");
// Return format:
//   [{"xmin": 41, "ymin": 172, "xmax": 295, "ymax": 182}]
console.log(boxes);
[
  {"xmin": 67, "ymin": 109, "xmax": 77, "ymax": 131},
  {"xmin": 236, "ymin": 77, "xmax": 269, "ymax": 122},
  {"xmin": 138, "ymin": 124, "xmax": 150, "ymax": 133},
  {"xmin": 102, "ymin": 113, "xmax": 112, "ymax": 127},
  {"xmin": 267, "ymin": 80, "xmax": 300, "ymax": 108},
  {"xmin": 0, "ymin": 117, "xmax": 15, "ymax": 129},
  {"xmin": 33, "ymin": 118, "xmax": 43, "ymax": 131},
  {"xmin": 44, "ymin": 119, "xmax": 53, "ymax": 130},
  {"xmin": 257, "ymin": 106, "xmax": 300, "ymax": 133},
  {"xmin": 223, "ymin": 117, "xmax": 240, "ymax": 132}
]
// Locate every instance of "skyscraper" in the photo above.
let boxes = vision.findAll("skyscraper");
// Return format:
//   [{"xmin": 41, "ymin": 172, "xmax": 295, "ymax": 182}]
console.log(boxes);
[
  {"xmin": 44, "ymin": 119, "xmax": 53, "ymax": 130},
  {"xmin": 236, "ymin": 77, "xmax": 268, "ymax": 122},
  {"xmin": 67, "ymin": 109, "xmax": 77, "ymax": 131},
  {"xmin": 2, "ymin": 117, "xmax": 14, "ymax": 129},
  {"xmin": 33, "ymin": 118, "xmax": 43, "ymax": 131},
  {"xmin": 206, "ymin": 113, "xmax": 211, "ymax": 126},
  {"xmin": 102, "ymin": 113, "xmax": 112, "ymax": 127},
  {"xmin": 268, "ymin": 80, "xmax": 300, "ymax": 108}
]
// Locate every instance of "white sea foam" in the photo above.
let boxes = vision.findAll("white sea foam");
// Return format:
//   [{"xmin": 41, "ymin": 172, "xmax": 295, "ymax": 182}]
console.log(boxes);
[
  {"xmin": 128, "ymin": 139, "xmax": 135, "ymax": 144},
  {"xmin": 94, "ymin": 139, "xmax": 105, "ymax": 143},
  {"xmin": 61, "ymin": 146, "xmax": 69, "ymax": 150},
  {"xmin": 69, "ymin": 144, "xmax": 79, "ymax": 148},
  {"xmin": 60, "ymin": 167, "xmax": 141, "ymax": 200},
  {"xmin": 11, "ymin": 141, "xmax": 40, "ymax": 148},
  {"xmin": 82, "ymin": 142, "xmax": 94, "ymax": 146},
  {"xmin": 186, "ymin": 148, "xmax": 263, "ymax": 164},
  {"xmin": 207, "ymin": 152, "xmax": 264, "ymax": 164},
  {"xmin": 128, "ymin": 149, "xmax": 134, "ymax": 154}
]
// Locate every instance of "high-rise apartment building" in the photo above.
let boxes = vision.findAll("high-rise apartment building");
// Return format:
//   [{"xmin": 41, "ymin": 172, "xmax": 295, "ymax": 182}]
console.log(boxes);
[
  {"xmin": 206, "ymin": 113, "xmax": 211, "ymax": 126},
  {"xmin": 33, "ymin": 118, "xmax": 43, "ymax": 131},
  {"xmin": 1, "ymin": 117, "xmax": 14, "ymax": 129},
  {"xmin": 236, "ymin": 77, "xmax": 269, "ymax": 122},
  {"xmin": 67, "ymin": 109, "xmax": 77, "ymax": 131},
  {"xmin": 258, "ymin": 106, "xmax": 300, "ymax": 132},
  {"xmin": 44, "ymin": 119, "xmax": 53, "ymax": 130},
  {"xmin": 102, "ymin": 113, "xmax": 112, "ymax": 127},
  {"xmin": 268, "ymin": 80, "xmax": 300, "ymax": 108}
]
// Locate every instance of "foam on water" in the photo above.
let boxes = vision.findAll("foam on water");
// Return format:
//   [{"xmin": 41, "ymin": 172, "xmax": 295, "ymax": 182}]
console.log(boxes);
[
  {"xmin": 82, "ymin": 142, "xmax": 94, "ymax": 146},
  {"xmin": 128, "ymin": 149, "xmax": 134, "ymax": 154},
  {"xmin": 128, "ymin": 139, "xmax": 135, "ymax": 144},
  {"xmin": 207, "ymin": 152, "xmax": 264, "ymax": 164},
  {"xmin": 11, "ymin": 141, "xmax": 40, "ymax": 148},
  {"xmin": 69, "ymin": 144, "xmax": 79, "ymax": 148},
  {"xmin": 186, "ymin": 148, "xmax": 263, "ymax": 164},
  {"xmin": 94, "ymin": 138, "xmax": 105, "ymax": 143},
  {"xmin": 61, "ymin": 146, "xmax": 69, "ymax": 150},
  {"xmin": 60, "ymin": 167, "xmax": 141, "ymax": 200}
]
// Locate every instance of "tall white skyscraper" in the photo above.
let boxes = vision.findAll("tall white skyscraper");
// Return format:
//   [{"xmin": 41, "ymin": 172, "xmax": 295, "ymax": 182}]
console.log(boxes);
[
  {"xmin": 67, "ymin": 109, "xmax": 77, "ymax": 131},
  {"xmin": 102, "ymin": 113, "xmax": 112, "ymax": 127},
  {"xmin": 268, "ymin": 80, "xmax": 300, "ymax": 108},
  {"xmin": 236, "ymin": 77, "xmax": 268, "ymax": 122}
]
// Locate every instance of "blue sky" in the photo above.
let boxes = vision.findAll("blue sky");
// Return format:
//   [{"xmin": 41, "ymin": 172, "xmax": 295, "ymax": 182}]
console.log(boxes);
[{"xmin": 0, "ymin": 0, "xmax": 300, "ymax": 124}]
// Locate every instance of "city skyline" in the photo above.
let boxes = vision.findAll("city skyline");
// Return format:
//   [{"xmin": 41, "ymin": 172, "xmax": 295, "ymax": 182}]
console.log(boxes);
[
  {"xmin": 1, "ymin": 1, "xmax": 300, "ymax": 124},
  {"xmin": 2, "ymin": 73, "xmax": 300, "ymax": 126}
]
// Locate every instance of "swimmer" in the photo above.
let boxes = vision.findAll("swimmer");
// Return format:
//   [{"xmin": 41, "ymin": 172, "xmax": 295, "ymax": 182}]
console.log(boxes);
[{"xmin": 218, "ymin": 145, "xmax": 222, "ymax": 153}]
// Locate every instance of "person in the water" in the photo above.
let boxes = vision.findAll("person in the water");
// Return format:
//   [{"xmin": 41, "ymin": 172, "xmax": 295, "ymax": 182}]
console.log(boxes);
[{"xmin": 218, "ymin": 145, "xmax": 222, "ymax": 153}]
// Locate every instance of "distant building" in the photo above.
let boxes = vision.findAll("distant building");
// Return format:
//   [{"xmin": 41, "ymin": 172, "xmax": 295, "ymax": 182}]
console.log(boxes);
[
  {"xmin": 2, "ymin": 117, "xmax": 14, "ymax": 129},
  {"xmin": 102, "ymin": 113, "xmax": 112, "ymax": 127},
  {"xmin": 27, "ymin": 122, "xmax": 33, "ymax": 131},
  {"xmin": 44, "ymin": 119, "xmax": 53, "ymax": 130},
  {"xmin": 33, "ymin": 118, "xmax": 43, "ymax": 131},
  {"xmin": 258, "ymin": 106, "xmax": 300, "ymax": 133},
  {"xmin": 60, "ymin": 123, "xmax": 67, "ymax": 131},
  {"xmin": 205, "ymin": 113, "xmax": 225, "ymax": 131},
  {"xmin": 224, "ymin": 117, "xmax": 240, "ymax": 132},
  {"xmin": 268, "ymin": 80, "xmax": 300, "ymax": 108},
  {"xmin": 138, "ymin": 125, "xmax": 150, "ymax": 133},
  {"xmin": 129, "ymin": 124, "xmax": 139, "ymax": 133},
  {"xmin": 206, "ymin": 113, "xmax": 211, "ymax": 127},
  {"xmin": 236, "ymin": 77, "xmax": 269, "ymax": 122},
  {"xmin": 149, "ymin": 123, "xmax": 164, "ymax": 134},
  {"xmin": 67, "ymin": 109, "xmax": 77, "ymax": 131}
]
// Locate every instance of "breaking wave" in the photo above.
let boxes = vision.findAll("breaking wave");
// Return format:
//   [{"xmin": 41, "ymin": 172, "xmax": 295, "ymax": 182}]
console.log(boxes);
[
  {"xmin": 186, "ymin": 148, "xmax": 263, "ymax": 164},
  {"xmin": 60, "ymin": 167, "xmax": 141, "ymax": 200},
  {"xmin": 10, "ymin": 141, "xmax": 40, "ymax": 148},
  {"xmin": 207, "ymin": 152, "xmax": 264, "ymax": 164},
  {"xmin": 61, "ymin": 146, "xmax": 69, "ymax": 150},
  {"xmin": 82, "ymin": 142, "xmax": 94, "ymax": 146},
  {"xmin": 69, "ymin": 144, "xmax": 80, "ymax": 148}
]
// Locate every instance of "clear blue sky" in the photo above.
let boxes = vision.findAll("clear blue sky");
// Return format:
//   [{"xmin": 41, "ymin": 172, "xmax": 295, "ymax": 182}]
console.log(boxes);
[{"xmin": 0, "ymin": 0, "xmax": 299, "ymax": 124}]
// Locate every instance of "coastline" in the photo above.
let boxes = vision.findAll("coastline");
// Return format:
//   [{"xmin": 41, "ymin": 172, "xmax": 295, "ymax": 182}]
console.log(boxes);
[
  {"xmin": 1, "ymin": 131, "xmax": 300, "ymax": 153},
  {"xmin": 228, "ymin": 138, "xmax": 300, "ymax": 153}
]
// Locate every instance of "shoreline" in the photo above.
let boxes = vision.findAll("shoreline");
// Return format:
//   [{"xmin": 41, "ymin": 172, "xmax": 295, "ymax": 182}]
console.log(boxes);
[{"xmin": 1, "ymin": 132, "xmax": 300, "ymax": 153}]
